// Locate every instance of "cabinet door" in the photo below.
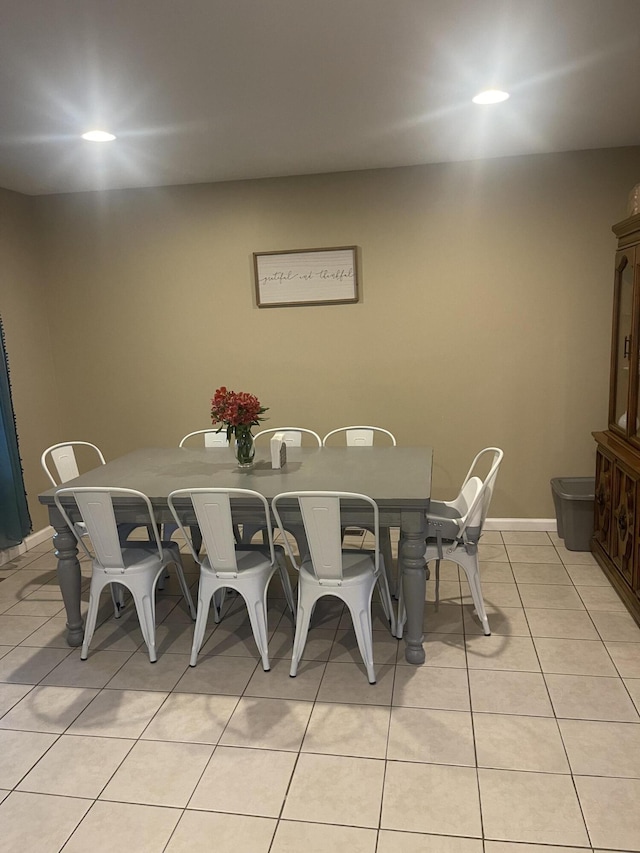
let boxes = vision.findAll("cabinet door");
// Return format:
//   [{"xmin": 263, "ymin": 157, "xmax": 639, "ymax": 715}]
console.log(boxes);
[
  {"xmin": 610, "ymin": 248, "xmax": 638, "ymax": 435},
  {"xmin": 610, "ymin": 463, "xmax": 638, "ymax": 587},
  {"xmin": 594, "ymin": 449, "xmax": 612, "ymax": 553}
]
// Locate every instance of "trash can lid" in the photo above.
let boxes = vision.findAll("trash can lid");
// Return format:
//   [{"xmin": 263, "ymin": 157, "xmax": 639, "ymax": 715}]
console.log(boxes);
[{"xmin": 550, "ymin": 477, "xmax": 596, "ymax": 500}]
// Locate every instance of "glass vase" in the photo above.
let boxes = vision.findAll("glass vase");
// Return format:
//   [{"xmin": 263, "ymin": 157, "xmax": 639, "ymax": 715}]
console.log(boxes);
[{"xmin": 234, "ymin": 426, "xmax": 255, "ymax": 468}]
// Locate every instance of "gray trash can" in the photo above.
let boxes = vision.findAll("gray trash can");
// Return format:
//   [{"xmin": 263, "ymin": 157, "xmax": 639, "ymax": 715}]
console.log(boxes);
[{"xmin": 550, "ymin": 477, "xmax": 595, "ymax": 551}]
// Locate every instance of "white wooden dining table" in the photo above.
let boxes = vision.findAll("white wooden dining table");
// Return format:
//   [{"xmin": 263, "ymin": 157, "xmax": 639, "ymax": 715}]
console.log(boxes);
[{"xmin": 39, "ymin": 445, "xmax": 433, "ymax": 663}]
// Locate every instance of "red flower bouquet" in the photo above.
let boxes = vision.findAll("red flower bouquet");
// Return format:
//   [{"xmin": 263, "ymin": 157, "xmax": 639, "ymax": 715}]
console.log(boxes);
[{"xmin": 210, "ymin": 387, "xmax": 268, "ymax": 466}]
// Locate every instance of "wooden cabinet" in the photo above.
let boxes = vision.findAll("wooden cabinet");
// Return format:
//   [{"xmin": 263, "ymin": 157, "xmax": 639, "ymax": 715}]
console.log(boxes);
[{"xmin": 593, "ymin": 213, "xmax": 640, "ymax": 625}]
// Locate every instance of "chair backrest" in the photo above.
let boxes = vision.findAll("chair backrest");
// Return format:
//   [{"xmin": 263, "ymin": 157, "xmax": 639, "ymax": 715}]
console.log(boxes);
[
  {"xmin": 41, "ymin": 441, "xmax": 106, "ymax": 487},
  {"xmin": 272, "ymin": 491, "xmax": 379, "ymax": 584},
  {"xmin": 456, "ymin": 447, "xmax": 504, "ymax": 542},
  {"xmin": 322, "ymin": 426, "xmax": 397, "ymax": 447},
  {"xmin": 254, "ymin": 427, "xmax": 322, "ymax": 447},
  {"xmin": 53, "ymin": 487, "xmax": 163, "ymax": 567},
  {"xmin": 179, "ymin": 429, "xmax": 230, "ymax": 448},
  {"xmin": 168, "ymin": 488, "xmax": 274, "ymax": 576}
]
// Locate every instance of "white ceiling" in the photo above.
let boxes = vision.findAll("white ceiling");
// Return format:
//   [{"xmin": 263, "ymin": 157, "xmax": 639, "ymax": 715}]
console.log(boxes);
[{"xmin": 1, "ymin": 0, "xmax": 639, "ymax": 196}]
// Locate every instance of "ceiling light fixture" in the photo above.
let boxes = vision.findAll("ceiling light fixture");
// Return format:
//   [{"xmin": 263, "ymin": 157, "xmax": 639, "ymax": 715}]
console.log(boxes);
[
  {"xmin": 472, "ymin": 89, "xmax": 510, "ymax": 105},
  {"xmin": 81, "ymin": 130, "xmax": 116, "ymax": 142}
]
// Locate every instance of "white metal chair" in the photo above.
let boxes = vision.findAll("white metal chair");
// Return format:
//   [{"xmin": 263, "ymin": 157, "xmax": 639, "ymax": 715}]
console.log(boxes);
[
  {"xmin": 254, "ymin": 427, "xmax": 322, "ymax": 447},
  {"xmin": 163, "ymin": 430, "xmax": 233, "ymax": 547},
  {"xmin": 42, "ymin": 442, "xmax": 154, "ymax": 616},
  {"xmin": 397, "ymin": 447, "xmax": 504, "ymax": 638},
  {"xmin": 41, "ymin": 441, "xmax": 106, "ymax": 486},
  {"xmin": 272, "ymin": 490, "xmax": 396, "ymax": 684},
  {"xmin": 322, "ymin": 426, "xmax": 397, "ymax": 447},
  {"xmin": 42, "ymin": 441, "xmax": 154, "ymax": 543},
  {"xmin": 321, "ymin": 426, "xmax": 398, "ymax": 594},
  {"xmin": 54, "ymin": 487, "xmax": 196, "ymax": 662},
  {"xmin": 168, "ymin": 487, "xmax": 296, "ymax": 671},
  {"xmin": 238, "ymin": 428, "xmax": 322, "ymax": 551},
  {"xmin": 179, "ymin": 429, "xmax": 230, "ymax": 448}
]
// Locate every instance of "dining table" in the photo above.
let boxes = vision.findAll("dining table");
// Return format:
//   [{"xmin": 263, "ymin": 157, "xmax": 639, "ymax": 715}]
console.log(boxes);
[{"xmin": 38, "ymin": 445, "xmax": 432, "ymax": 664}]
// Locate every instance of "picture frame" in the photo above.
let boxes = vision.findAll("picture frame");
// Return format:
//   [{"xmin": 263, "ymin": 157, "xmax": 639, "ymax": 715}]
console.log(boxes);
[{"xmin": 254, "ymin": 246, "xmax": 359, "ymax": 308}]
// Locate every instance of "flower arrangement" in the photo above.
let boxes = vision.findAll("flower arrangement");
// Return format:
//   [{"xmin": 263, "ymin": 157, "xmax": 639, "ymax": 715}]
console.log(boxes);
[{"xmin": 210, "ymin": 387, "xmax": 268, "ymax": 466}]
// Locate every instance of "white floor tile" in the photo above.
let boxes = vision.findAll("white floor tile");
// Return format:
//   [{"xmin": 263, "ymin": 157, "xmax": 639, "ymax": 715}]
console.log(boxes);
[
  {"xmin": 0, "ymin": 791, "xmax": 91, "ymax": 853},
  {"xmin": 62, "ymin": 801, "xmax": 181, "ymax": 853},
  {"xmin": 478, "ymin": 768, "xmax": 589, "ymax": 846},
  {"xmin": 474, "ymin": 713, "xmax": 569, "ymax": 773},
  {"xmin": 283, "ymin": 752, "xmax": 384, "ymax": 828},
  {"xmin": 575, "ymin": 775, "xmax": 640, "ymax": 850},
  {"xmin": 545, "ymin": 673, "xmax": 640, "ymax": 722},
  {"xmin": 189, "ymin": 745, "xmax": 296, "ymax": 816},
  {"xmin": 0, "ymin": 729, "xmax": 57, "ymax": 788},
  {"xmin": 219, "ymin": 697, "xmax": 313, "ymax": 751},
  {"xmin": 382, "ymin": 761, "xmax": 482, "ymax": 836},
  {"xmin": 378, "ymin": 832, "xmax": 483, "ymax": 853},
  {"xmin": 17, "ymin": 734, "xmax": 134, "ymax": 797},
  {"xmin": 100, "ymin": 739, "xmax": 213, "ymax": 807},
  {"xmin": 301, "ymin": 701, "xmax": 390, "ymax": 758},
  {"xmin": 387, "ymin": 706, "xmax": 475, "ymax": 765},
  {"xmin": 140, "ymin": 691, "xmax": 238, "ymax": 744},
  {"xmin": 0, "ymin": 685, "xmax": 99, "ymax": 733},
  {"xmin": 272, "ymin": 821, "xmax": 377, "ymax": 853},
  {"xmin": 165, "ymin": 810, "xmax": 276, "ymax": 853}
]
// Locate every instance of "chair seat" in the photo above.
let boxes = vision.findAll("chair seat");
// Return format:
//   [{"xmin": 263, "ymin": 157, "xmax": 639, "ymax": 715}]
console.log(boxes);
[
  {"xmin": 201, "ymin": 548, "xmax": 275, "ymax": 577},
  {"xmin": 95, "ymin": 542, "xmax": 181, "ymax": 573},
  {"xmin": 300, "ymin": 550, "xmax": 377, "ymax": 586}
]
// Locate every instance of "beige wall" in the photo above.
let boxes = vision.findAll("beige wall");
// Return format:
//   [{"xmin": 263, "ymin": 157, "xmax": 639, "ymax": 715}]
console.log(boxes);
[
  {"xmin": 0, "ymin": 188, "xmax": 62, "ymax": 530},
  {"xmin": 4, "ymin": 146, "xmax": 640, "ymax": 528}
]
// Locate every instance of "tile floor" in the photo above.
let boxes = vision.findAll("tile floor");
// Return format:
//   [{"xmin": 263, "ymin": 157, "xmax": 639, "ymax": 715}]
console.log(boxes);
[{"xmin": 1, "ymin": 530, "xmax": 640, "ymax": 852}]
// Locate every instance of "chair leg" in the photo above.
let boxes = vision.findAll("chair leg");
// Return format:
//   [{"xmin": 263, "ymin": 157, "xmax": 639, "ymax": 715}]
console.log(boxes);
[
  {"xmin": 290, "ymin": 584, "xmax": 317, "ymax": 677},
  {"xmin": 395, "ymin": 569, "xmax": 406, "ymax": 639},
  {"xmin": 345, "ymin": 592, "xmax": 376, "ymax": 684},
  {"xmin": 275, "ymin": 551, "xmax": 296, "ymax": 617},
  {"xmin": 173, "ymin": 561, "xmax": 197, "ymax": 619},
  {"xmin": 190, "ymin": 576, "xmax": 216, "ymax": 666},
  {"xmin": 212, "ymin": 588, "xmax": 224, "ymax": 622},
  {"xmin": 129, "ymin": 584, "xmax": 158, "ymax": 662},
  {"xmin": 110, "ymin": 583, "xmax": 126, "ymax": 618},
  {"xmin": 376, "ymin": 566, "xmax": 397, "ymax": 637},
  {"xmin": 244, "ymin": 584, "xmax": 271, "ymax": 671},
  {"xmin": 461, "ymin": 557, "xmax": 491, "ymax": 635},
  {"xmin": 81, "ymin": 578, "xmax": 106, "ymax": 660},
  {"xmin": 375, "ymin": 555, "xmax": 396, "ymax": 636}
]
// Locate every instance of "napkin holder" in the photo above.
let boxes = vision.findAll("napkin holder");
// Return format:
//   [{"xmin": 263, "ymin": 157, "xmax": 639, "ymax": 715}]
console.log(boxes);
[{"xmin": 270, "ymin": 432, "xmax": 288, "ymax": 469}]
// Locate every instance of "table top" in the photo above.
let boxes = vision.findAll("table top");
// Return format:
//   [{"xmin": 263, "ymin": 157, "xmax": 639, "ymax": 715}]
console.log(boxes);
[{"xmin": 39, "ymin": 446, "xmax": 432, "ymax": 514}]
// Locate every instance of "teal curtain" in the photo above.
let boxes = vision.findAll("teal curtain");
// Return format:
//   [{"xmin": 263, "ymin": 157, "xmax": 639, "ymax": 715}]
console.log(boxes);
[{"xmin": 0, "ymin": 316, "xmax": 31, "ymax": 548}]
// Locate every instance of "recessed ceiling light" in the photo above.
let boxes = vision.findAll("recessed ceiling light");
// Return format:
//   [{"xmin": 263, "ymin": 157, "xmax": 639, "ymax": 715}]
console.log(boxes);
[
  {"xmin": 472, "ymin": 89, "xmax": 510, "ymax": 105},
  {"xmin": 81, "ymin": 130, "xmax": 116, "ymax": 142}
]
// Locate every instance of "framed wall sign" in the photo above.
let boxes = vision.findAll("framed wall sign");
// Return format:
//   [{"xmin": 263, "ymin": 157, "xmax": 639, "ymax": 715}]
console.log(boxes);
[{"xmin": 254, "ymin": 246, "xmax": 359, "ymax": 308}]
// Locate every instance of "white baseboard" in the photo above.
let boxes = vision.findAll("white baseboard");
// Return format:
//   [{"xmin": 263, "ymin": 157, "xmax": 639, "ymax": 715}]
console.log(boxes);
[
  {"xmin": 485, "ymin": 518, "xmax": 558, "ymax": 532},
  {"xmin": 0, "ymin": 526, "xmax": 54, "ymax": 567}
]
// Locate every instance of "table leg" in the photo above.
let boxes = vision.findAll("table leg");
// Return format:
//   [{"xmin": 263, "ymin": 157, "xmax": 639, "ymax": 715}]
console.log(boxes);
[
  {"xmin": 399, "ymin": 510, "xmax": 427, "ymax": 664},
  {"xmin": 52, "ymin": 512, "xmax": 84, "ymax": 647}
]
